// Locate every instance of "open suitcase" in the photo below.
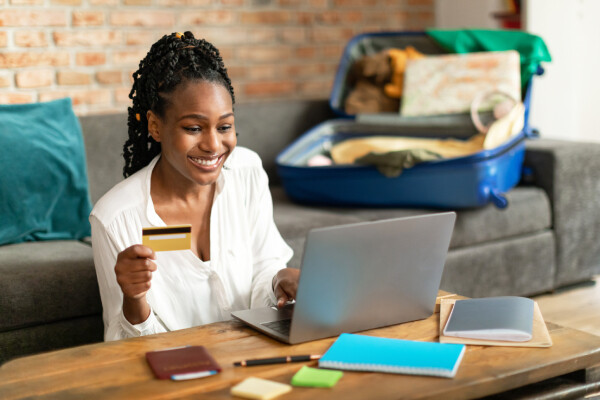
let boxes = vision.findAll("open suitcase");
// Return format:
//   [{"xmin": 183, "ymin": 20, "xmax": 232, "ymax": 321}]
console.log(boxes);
[{"xmin": 276, "ymin": 32, "xmax": 543, "ymax": 209}]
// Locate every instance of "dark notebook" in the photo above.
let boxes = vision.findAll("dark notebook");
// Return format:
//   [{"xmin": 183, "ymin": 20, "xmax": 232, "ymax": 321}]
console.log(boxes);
[
  {"xmin": 443, "ymin": 296, "xmax": 534, "ymax": 342},
  {"xmin": 146, "ymin": 345, "xmax": 221, "ymax": 380}
]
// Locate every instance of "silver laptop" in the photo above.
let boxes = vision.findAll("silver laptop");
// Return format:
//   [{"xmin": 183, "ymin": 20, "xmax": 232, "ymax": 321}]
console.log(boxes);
[{"xmin": 231, "ymin": 212, "xmax": 456, "ymax": 344}]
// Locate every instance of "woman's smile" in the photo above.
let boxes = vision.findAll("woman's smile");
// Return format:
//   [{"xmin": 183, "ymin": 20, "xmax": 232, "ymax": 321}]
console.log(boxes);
[{"xmin": 187, "ymin": 154, "xmax": 224, "ymax": 170}]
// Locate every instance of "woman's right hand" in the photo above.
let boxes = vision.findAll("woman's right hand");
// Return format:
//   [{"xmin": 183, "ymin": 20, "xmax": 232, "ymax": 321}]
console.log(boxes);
[{"xmin": 115, "ymin": 245, "xmax": 156, "ymax": 324}]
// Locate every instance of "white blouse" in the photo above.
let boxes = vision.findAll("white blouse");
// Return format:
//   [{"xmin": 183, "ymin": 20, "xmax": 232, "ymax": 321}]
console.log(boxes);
[{"xmin": 90, "ymin": 147, "xmax": 293, "ymax": 341}]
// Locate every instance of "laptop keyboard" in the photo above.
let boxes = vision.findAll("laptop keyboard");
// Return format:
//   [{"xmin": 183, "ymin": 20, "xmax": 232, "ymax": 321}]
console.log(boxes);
[{"xmin": 261, "ymin": 319, "xmax": 291, "ymax": 336}]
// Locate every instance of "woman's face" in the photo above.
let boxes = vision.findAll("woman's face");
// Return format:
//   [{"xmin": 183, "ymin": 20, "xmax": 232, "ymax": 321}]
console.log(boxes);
[{"xmin": 148, "ymin": 80, "xmax": 236, "ymax": 188}]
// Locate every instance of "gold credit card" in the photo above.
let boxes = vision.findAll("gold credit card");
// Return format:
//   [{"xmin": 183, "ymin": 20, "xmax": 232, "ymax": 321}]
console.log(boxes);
[{"xmin": 142, "ymin": 224, "xmax": 192, "ymax": 252}]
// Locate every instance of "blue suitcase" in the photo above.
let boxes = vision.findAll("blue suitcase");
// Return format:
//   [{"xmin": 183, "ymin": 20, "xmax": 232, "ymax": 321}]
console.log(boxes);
[{"xmin": 276, "ymin": 32, "xmax": 542, "ymax": 209}]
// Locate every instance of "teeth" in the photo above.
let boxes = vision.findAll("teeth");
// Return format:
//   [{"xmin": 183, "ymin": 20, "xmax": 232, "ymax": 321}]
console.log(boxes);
[{"xmin": 190, "ymin": 156, "xmax": 219, "ymax": 166}]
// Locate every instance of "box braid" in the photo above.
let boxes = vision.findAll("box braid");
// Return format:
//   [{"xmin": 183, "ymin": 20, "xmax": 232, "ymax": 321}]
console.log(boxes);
[{"xmin": 123, "ymin": 31, "xmax": 235, "ymax": 178}]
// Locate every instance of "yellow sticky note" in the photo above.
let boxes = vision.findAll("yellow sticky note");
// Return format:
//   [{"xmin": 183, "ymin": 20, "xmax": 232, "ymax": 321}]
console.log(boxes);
[
  {"xmin": 142, "ymin": 225, "xmax": 191, "ymax": 252},
  {"xmin": 231, "ymin": 377, "xmax": 292, "ymax": 400}
]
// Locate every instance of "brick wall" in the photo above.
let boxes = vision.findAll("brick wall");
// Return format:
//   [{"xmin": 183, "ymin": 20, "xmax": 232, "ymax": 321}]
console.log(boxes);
[{"xmin": 0, "ymin": 0, "xmax": 434, "ymax": 115}]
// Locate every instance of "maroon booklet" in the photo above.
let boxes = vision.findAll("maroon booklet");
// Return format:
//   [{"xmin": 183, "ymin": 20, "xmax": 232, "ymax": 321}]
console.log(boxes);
[{"xmin": 146, "ymin": 345, "xmax": 222, "ymax": 380}]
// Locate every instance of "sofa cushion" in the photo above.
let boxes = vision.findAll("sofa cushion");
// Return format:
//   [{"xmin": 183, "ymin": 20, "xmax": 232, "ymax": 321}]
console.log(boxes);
[
  {"xmin": 0, "ymin": 241, "xmax": 101, "ymax": 333},
  {"xmin": 273, "ymin": 199, "xmax": 363, "ymax": 269},
  {"xmin": 448, "ymin": 187, "xmax": 551, "ymax": 248},
  {"xmin": 79, "ymin": 113, "xmax": 129, "ymax": 204},
  {"xmin": 0, "ymin": 315, "xmax": 103, "ymax": 365},
  {"xmin": 0, "ymin": 98, "xmax": 92, "ymax": 245},
  {"xmin": 442, "ymin": 230, "xmax": 556, "ymax": 297},
  {"xmin": 273, "ymin": 196, "xmax": 363, "ymax": 240},
  {"xmin": 272, "ymin": 185, "xmax": 551, "ymax": 251},
  {"xmin": 525, "ymin": 139, "xmax": 600, "ymax": 287}
]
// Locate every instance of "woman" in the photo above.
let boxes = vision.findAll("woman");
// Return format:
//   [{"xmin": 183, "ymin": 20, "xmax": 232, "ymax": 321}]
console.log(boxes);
[{"xmin": 90, "ymin": 31, "xmax": 299, "ymax": 341}]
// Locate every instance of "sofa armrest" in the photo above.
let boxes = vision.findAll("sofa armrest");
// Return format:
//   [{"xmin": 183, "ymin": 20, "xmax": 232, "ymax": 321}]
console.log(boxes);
[{"xmin": 524, "ymin": 138, "xmax": 600, "ymax": 287}]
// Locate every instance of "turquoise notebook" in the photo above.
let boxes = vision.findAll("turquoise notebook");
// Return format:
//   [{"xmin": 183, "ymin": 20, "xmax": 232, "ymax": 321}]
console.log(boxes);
[{"xmin": 319, "ymin": 333, "xmax": 466, "ymax": 378}]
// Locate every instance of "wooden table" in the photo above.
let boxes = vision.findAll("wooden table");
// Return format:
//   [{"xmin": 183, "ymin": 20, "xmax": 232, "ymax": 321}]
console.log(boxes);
[{"xmin": 2, "ymin": 294, "xmax": 600, "ymax": 400}]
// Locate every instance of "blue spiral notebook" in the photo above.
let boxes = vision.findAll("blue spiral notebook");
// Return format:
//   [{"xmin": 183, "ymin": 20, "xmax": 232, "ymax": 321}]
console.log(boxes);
[{"xmin": 318, "ymin": 333, "xmax": 466, "ymax": 378}]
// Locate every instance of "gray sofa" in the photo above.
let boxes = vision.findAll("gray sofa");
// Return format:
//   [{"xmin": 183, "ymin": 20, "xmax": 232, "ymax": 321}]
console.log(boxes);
[{"xmin": 2, "ymin": 99, "xmax": 600, "ymax": 365}]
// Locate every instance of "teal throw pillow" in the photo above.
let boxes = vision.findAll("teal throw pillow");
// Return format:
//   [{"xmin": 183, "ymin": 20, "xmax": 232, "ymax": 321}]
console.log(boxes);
[{"xmin": 0, "ymin": 98, "xmax": 92, "ymax": 245}]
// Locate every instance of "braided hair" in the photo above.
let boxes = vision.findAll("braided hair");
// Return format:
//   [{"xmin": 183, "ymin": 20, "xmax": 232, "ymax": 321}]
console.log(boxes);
[{"xmin": 123, "ymin": 31, "xmax": 235, "ymax": 178}]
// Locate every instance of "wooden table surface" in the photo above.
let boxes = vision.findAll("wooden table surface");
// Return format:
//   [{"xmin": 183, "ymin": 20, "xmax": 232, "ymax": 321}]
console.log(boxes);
[{"xmin": 2, "ymin": 294, "xmax": 600, "ymax": 400}]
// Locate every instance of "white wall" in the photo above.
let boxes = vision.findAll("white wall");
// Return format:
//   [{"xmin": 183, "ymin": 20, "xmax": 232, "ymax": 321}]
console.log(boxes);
[
  {"xmin": 523, "ymin": 0, "xmax": 600, "ymax": 142},
  {"xmin": 435, "ymin": 0, "xmax": 600, "ymax": 143}
]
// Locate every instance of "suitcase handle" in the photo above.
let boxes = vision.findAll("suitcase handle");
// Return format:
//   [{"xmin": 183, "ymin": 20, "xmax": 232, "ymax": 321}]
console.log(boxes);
[
  {"xmin": 490, "ymin": 189, "xmax": 509, "ymax": 209},
  {"xmin": 524, "ymin": 127, "xmax": 540, "ymax": 139}
]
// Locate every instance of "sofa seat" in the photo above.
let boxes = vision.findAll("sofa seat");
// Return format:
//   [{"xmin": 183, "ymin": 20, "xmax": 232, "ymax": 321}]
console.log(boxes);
[
  {"xmin": 273, "ymin": 186, "xmax": 551, "ymax": 263},
  {"xmin": 273, "ymin": 185, "xmax": 555, "ymax": 298},
  {"xmin": 444, "ymin": 230, "xmax": 555, "ymax": 297},
  {"xmin": 0, "ymin": 240, "xmax": 100, "ymax": 333}
]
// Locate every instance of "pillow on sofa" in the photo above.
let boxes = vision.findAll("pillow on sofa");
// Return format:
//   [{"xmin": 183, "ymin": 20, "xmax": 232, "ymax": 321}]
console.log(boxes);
[{"xmin": 0, "ymin": 98, "xmax": 92, "ymax": 245}]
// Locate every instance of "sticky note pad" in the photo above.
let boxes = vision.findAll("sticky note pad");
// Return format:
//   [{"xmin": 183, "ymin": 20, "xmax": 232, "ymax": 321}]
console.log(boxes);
[
  {"xmin": 231, "ymin": 377, "xmax": 292, "ymax": 400},
  {"xmin": 142, "ymin": 225, "xmax": 191, "ymax": 252},
  {"xmin": 291, "ymin": 366, "xmax": 343, "ymax": 388}
]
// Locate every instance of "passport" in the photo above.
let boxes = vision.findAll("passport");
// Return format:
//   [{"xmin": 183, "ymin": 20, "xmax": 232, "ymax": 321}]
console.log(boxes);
[
  {"xmin": 443, "ymin": 296, "xmax": 534, "ymax": 342},
  {"xmin": 146, "ymin": 345, "xmax": 221, "ymax": 380}
]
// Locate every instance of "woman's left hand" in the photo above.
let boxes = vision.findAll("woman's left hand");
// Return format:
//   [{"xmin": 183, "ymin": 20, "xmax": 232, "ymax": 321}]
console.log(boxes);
[{"xmin": 273, "ymin": 268, "xmax": 300, "ymax": 308}]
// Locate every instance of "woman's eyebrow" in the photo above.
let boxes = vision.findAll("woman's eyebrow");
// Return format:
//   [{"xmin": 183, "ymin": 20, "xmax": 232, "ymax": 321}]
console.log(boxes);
[
  {"xmin": 178, "ymin": 113, "xmax": 207, "ymax": 121},
  {"xmin": 178, "ymin": 112, "xmax": 234, "ymax": 121}
]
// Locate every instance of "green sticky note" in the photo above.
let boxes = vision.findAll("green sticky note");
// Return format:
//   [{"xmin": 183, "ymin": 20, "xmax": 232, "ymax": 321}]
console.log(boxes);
[{"xmin": 291, "ymin": 366, "xmax": 343, "ymax": 388}]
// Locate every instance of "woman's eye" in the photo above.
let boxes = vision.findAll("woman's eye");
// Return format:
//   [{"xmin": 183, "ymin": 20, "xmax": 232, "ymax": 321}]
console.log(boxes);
[
  {"xmin": 184, "ymin": 126, "xmax": 201, "ymax": 133},
  {"xmin": 218, "ymin": 125, "xmax": 233, "ymax": 133}
]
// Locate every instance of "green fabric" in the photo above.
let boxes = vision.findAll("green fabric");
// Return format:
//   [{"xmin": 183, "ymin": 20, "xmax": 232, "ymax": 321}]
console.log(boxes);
[
  {"xmin": 291, "ymin": 366, "xmax": 343, "ymax": 388},
  {"xmin": 0, "ymin": 98, "xmax": 92, "ymax": 245},
  {"xmin": 355, "ymin": 148, "xmax": 442, "ymax": 177},
  {"xmin": 426, "ymin": 29, "xmax": 552, "ymax": 89}
]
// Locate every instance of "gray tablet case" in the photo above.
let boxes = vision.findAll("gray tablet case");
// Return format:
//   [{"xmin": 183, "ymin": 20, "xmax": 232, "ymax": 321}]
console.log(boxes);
[{"xmin": 443, "ymin": 296, "xmax": 534, "ymax": 342}]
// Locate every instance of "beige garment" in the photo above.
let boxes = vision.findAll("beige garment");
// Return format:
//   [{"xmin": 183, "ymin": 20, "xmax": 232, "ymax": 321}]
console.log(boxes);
[
  {"xmin": 483, "ymin": 102, "xmax": 525, "ymax": 149},
  {"xmin": 331, "ymin": 135, "xmax": 485, "ymax": 165}
]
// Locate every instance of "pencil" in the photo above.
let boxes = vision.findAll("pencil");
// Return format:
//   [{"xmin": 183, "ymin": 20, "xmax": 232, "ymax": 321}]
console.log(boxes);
[{"xmin": 233, "ymin": 354, "xmax": 321, "ymax": 367}]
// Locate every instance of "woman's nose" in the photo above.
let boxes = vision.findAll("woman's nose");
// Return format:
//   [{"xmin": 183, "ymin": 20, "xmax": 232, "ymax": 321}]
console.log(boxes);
[{"xmin": 198, "ymin": 128, "xmax": 220, "ymax": 153}]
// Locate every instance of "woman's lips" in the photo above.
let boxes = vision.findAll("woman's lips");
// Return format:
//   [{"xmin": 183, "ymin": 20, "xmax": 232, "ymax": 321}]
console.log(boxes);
[{"xmin": 188, "ymin": 154, "xmax": 223, "ymax": 170}]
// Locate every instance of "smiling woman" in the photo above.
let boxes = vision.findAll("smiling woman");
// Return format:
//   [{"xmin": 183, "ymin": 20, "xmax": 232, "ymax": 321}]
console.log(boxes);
[
  {"xmin": 89, "ymin": 32, "xmax": 299, "ymax": 342},
  {"xmin": 147, "ymin": 81, "xmax": 236, "ymax": 192},
  {"xmin": 123, "ymin": 32, "xmax": 236, "ymax": 179}
]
